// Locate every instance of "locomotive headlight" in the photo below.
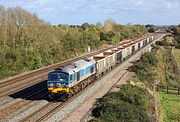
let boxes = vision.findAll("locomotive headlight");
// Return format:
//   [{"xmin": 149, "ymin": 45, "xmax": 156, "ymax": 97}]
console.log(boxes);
[
  {"xmin": 61, "ymin": 84, "xmax": 68, "ymax": 88},
  {"xmin": 50, "ymin": 83, "xmax": 54, "ymax": 87},
  {"xmin": 56, "ymin": 83, "xmax": 61, "ymax": 87},
  {"xmin": 47, "ymin": 83, "xmax": 50, "ymax": 87}
]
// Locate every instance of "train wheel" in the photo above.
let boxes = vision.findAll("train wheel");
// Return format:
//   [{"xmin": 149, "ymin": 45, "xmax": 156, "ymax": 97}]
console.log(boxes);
[
  {"xmin": 87, "ymin": 79, "xmax": 91, "ymax": 85},
  {"xmin": 78, "ymin": 85, "xmax": 82, "ymax": 92},
  {"xmin": 73, "ymin": 86, "xmax": 78, "ymax": 93},
  {"xmin": 80, "ymin": 84, "xmax": 83, "ymax": 90},
  {"xmin": 48, "ymin": 93, "xmax": 54, "ymax": 100},
  {"xmin": 106, "ymin": 69, "xmax": 108, "ymax": 73},
  {"xmin": 61, "ymin": 93, "xmax": 68, "ymax": 102},
  {"xmin": 68, "ymin": 93, "xmax": 73, "ymax": 99},
  {"xmin": 83, "ymin": 82, "xmax": 86, "ymax": 89},
  {"xmin": 95, "ymin": 75, "xmax": 99, "ymax": 79},
  {"xmin": 81, "ymin": 83, "xmax": 84, "ymax": 89},
  {"xmin": 69, "ymin": 89, "xmax": 74, "ymax": 96}
]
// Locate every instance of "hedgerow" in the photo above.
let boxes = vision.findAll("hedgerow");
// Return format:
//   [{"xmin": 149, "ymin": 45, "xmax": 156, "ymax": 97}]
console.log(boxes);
[
  {"xmin": 91, "ymin": 84, "xmax": 151, "ymax": 122},
  {"xmin": 130, "ymin": 52, "xmax": 157, "ymax": 83}
]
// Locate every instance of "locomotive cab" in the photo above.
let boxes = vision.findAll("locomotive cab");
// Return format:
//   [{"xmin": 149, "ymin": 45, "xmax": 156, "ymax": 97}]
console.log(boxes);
[
  {"xmin": 47, "ymin": 70, "xmax": 70, "ymax": 101},
  {"xmin": 47, "ymin": 58, "xmax": 96, "ymax": 101}
]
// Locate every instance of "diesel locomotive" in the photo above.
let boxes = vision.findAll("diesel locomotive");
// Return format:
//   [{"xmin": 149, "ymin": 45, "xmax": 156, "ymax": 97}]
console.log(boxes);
[{"xmin": 47, "ymin": 35, "xmax": 155, "ymax": 101}]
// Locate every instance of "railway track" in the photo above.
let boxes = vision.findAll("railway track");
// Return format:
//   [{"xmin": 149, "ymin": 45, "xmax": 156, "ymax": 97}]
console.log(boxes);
[
  {"xmin": 0, "ymin": 35, "xmax": 151, "ymax": 99},
  {"xmin": 17, "ymin": 35, "xmax": 158, "ymax": 121},
  {"xmin": 20, "ymin": 78, "xmax": 98, "ymax": 122},
  {"xmin": 0, "ymin": 34, "xmax": 163, "ymax": 122},
  {"xmin": 0, "ymin": 71, "xmax": 48, "ymax": 89},
  {"xmin": 0, "ymin": 80, "xmax": 47, "ymax": 107},
  {"xmin": 0, "ymin": 88, "xmax": 48, "ymax": 120},
  {"xmin": 0, "ymin": 76, "xmax": 47, "ymax": 98}
]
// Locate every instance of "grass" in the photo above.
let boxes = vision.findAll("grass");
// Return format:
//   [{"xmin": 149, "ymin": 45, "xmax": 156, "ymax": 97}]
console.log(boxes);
[
  {"xmin": 172, "ymin": 48, "xmax": 180, "ymax": 68},
  {"xmin": 0, "ymin": 70, "xmax": 19, "ymax": 81},
  {"xmin": 158, "ymin": 91, "xmax": 180, "ymax": 122}
]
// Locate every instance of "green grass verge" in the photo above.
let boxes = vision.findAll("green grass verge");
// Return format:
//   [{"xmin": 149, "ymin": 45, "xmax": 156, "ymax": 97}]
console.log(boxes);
[
  {"xmin": 158, "ymin": 91, "xmax": 180, "ymax": 122},
  {"xmin": 0, "ymin": 70, "xmax": 19, "ymax": 80}
]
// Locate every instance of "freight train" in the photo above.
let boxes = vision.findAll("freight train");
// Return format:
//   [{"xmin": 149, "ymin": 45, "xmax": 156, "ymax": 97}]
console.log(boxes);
[{"xmin": 47, "ymin": 35, "xmax": 155, "ymax": 101}]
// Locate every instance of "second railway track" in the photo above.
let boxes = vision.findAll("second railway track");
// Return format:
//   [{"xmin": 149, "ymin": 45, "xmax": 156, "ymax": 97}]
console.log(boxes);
[
  {"xmin": 0, "ymin": 35, "xmax": 150, "ymax": 98},
  {"xmin": 0, "ymin": 88, "xmax": 48, "ymax": 120},
  {"xmin": 20, "ymin": 79, "xmax": 96, "ymax": 122},
  {"xmin": 0, "ymin": 76, "xmax": 47, "ymax": 98},
  {"xmin": 0, "ymin": 34, "xmax": 161, "ymax": 122}
]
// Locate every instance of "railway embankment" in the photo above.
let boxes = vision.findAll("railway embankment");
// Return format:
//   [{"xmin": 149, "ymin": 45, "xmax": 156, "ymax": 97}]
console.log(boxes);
[
  {"xmin": 88, "ymin": 50, "xmax": 158, "ymax": 122},
  {"xmin": 0, "ymin": 34, "xmax": 164, "ymax": 122},
  {"xmin": 86, "ymin": 45, "xmax": 180, "ymax": 122},
  {"xmin": 61, "ymin": 36, "xmax": 163, "ymax": 122}
]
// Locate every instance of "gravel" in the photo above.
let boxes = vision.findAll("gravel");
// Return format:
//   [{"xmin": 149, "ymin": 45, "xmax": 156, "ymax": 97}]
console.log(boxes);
[
  {"xmin": 45, "ymin": 52, "xmax": 138, "ymax": 122},
  {"xmin": 0, "ymin": 73, "xmax": 47, "ymax": 94},
  {"xmin": 7, "ymin": 100, "xmax": 49, "ymax": 122},
  {"xmin": 0, "ymin": 97, "xmax": 22, "ymax": 111},
  {"xmin": 0, "ymin": 34, "xmax": 164, "ymax": 122},
  {"xmin": 45, "ymin": 36, "xmax": 163, "ymax": 122}
]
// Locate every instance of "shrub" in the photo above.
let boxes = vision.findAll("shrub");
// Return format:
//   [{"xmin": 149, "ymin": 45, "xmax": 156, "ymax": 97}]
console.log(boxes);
[
  {"xmin": 130, "ymin": 52, "xmax": 157, "ymax": 82},
  {"xmin": 91, "ymin": 84, "xmax": 151, "ymax": 122}
]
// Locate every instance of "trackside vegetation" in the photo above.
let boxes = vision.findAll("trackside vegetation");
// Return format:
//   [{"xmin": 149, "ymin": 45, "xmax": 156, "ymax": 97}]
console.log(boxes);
[
  {"xmin": 90, "ymin": 45, "xmax": 180, "ymax": 122},
  {"xmin": 130, "ymin": 51, "xmax": 157, "ymax": 85},
  {"xmin": 156, "ymin": 47, "xmax": 180, "ymax": 87},
  {"xmin": 89, "ymin": 51, "xmax": 158, "ymax": 122},
  {"xmin": 172, "ymin": 49, "xmax": 180, "ymax": 68},
  {"xmin": 0, "ymin": 5, "xmax": 148, "ymax": 79},
  {"xmin": 156, "ymin": 25, "xmax": 180, "ymax": 48},
  {"xmin": 90, "ymin": 84, "xmax": 152, "ymax": 122},
  {"xmin": 132, "ymin": 46, "xmax": 180, "ymax": 121},
  {"xmin": 131, "ymin": 46, "xmax": 180, "ymax": 87}
]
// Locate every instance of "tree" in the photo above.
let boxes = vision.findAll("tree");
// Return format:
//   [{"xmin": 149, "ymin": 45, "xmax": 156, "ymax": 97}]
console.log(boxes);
[
  {"xmin": 104, "ymin": 20, "xmax": 113, "ymax": 32},
  {"xmin": 0, "ymin": 4, "xmax": 148, "ymax": 79},
  {"xmin": 81, "ymin": 22, "xmax": 89, "ymax": 30},
  {"xmin": 96, "ymin": 22, "xmax": 103, "ymax": 30}
]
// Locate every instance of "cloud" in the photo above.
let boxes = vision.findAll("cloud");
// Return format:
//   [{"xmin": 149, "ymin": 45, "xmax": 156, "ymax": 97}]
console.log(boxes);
[
  {"xmin": 1, "ymin": 0, "xmax": 179, "ymax": 13},
  {"xmin": 165, "ymin": 2, "xmax": 179, "ymax": 9},
  {"xmin": 1, "ymin": 0, "xmax": 180, "ymax": 25}
]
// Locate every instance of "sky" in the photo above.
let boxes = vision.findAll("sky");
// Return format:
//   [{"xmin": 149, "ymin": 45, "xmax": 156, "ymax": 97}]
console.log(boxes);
[{"xmin": 0, "ymin": 0, "xmax": 180, "ymax": 25}]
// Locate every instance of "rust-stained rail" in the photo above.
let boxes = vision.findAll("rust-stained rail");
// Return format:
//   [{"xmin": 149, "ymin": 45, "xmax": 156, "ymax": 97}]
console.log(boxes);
[
  {"xmin": 20, "ymin": 74, "xmax": 98, "ymax": 122},
  {"xmin": 0, "ymin": 88, "xmax": 48, "ymax": 120},
  {"xmin": 0, "ymin": 34, "xmax": 155, "ymax": 98},
  {"xmin": 20, "ymin": 34, "xmax": 161, "ymax": 122}
]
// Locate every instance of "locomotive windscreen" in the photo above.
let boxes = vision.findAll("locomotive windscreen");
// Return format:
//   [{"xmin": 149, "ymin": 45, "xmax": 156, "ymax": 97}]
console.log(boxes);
[
  {"xmin": 48, "ymin": 73, "xmax": 59, "ymax": 81},
  {"xmin": 59, "ymin": 73, "xmax": 68, "ymax": 81}
]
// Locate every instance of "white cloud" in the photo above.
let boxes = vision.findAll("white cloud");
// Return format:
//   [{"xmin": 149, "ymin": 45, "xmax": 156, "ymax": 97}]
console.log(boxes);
[
  {"xmin": 2, "ymin": 0, "xmax": 179, "ymax": 13},
  {"xmin": 165, "ymin": 2, "xmax": 179, "ymax": 9},
  {"xmin": 1, "ymin": 0, "xmax": 180, "ymax": 25}
]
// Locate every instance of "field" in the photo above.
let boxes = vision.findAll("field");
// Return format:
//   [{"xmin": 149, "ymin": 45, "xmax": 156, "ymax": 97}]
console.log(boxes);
[
  {"xmin": 159, "ymin": 92, "xmax": 180, "ymax": 122},
  {"xmin": 172, "ymin": 49, "xmax": 180, "ymax": 68}
]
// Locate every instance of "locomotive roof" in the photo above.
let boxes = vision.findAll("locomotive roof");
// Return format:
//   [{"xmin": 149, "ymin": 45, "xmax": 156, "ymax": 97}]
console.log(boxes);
[{"xmin": 55, "ymin": 58, "xmax": 96, "ymax": 74}]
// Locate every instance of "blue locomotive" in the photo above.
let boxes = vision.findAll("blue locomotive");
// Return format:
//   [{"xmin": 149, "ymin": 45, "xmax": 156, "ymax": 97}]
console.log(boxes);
[{"xmin": 48, "ymin": 58, "xmax": 96, "ymax": 101}]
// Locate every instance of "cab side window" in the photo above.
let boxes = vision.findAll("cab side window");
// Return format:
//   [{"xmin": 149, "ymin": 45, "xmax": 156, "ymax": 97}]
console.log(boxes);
[
  {"xmin": 70, "ymin": 74, "xmax": 73, "ymax": 80},
  {"xmin": 90, "ymin": 66, "xmax": 94, "ymax": 73}
]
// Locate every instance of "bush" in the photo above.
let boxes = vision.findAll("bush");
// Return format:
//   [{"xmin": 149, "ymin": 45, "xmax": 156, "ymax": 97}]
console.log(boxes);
[
  {"xmin": 130, "ymin": 52, "xmax": 157, "ymax": 82},
  {"xmin": 0, "ymin": 5, "xmax": 148, "ymax": 79},
  {"xmin": 91, "ymin": 84, "xmax": 151, "ymax": 122}
]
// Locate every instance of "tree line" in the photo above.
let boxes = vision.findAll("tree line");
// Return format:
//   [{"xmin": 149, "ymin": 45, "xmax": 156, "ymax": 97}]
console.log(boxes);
[
  {"xmin": 157, "ymin": 25, "xmax": 180, "ymax": 48},
  {"xmin": 0, "ymin": 5, "xmax": 148, "ymax": 79}
]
